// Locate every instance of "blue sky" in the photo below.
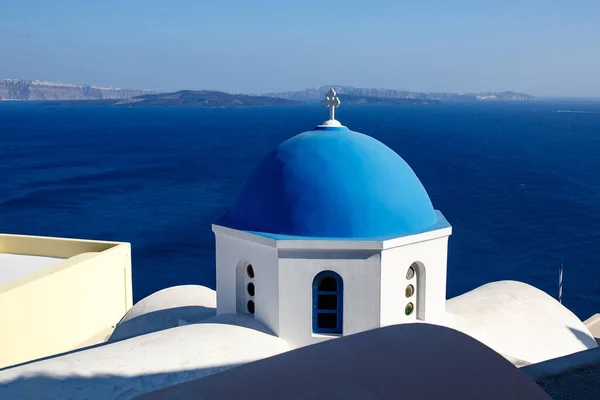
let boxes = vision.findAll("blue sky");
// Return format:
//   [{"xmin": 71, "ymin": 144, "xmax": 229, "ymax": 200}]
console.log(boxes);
[{"xmin": 1, "ymin": 0, "xmax": 599, "ymax": 96}]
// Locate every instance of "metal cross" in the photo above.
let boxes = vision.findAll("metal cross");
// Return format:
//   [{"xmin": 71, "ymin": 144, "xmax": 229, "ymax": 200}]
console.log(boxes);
[{"xmin": 323, "ymin": 88, "xmax": 341, "ymax": 121}]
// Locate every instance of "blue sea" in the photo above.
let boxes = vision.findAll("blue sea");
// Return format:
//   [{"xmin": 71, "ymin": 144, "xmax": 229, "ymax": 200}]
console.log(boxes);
[{"xmin": 1, "ymin": 101, "xmax": 600, "ymax": 320}]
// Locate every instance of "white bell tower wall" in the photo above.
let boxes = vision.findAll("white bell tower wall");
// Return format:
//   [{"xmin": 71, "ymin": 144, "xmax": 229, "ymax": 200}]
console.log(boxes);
[
  {"xmin": 380, "ymin": 223, "xmax": 452, "ymax": 327},
  {"xmin": 277, "ymin": 249, "xmax": 382, "ymax": 349},
  {"xmin": 214, "ymin": 212, "xmax": 451, "ymax": 348},
  {"xmin": 213, "ymin": 227, "xmax": 280, "ymax": 336}
]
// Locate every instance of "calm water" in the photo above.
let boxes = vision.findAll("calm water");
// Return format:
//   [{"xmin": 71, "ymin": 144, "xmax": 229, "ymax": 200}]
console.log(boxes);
[{"xmin": 1, "ymin": 101, "xmax": 600, "ymax": 319}]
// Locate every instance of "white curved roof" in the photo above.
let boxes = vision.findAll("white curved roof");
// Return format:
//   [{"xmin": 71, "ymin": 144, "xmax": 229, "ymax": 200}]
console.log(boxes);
[
  {"xmin": 445, "ymin": 280, "xmax": 597, "ymax": 366},
  {"xmin": 109, "ymin": 285, "xmax": 216, "ymax": 342},
  {"xmin": 0, "ymin": 314, "xmax": 288, "ymax": 400},
  {"xmin": 138, "ymin": 323, "xmax": 551, "ymax": 400}
]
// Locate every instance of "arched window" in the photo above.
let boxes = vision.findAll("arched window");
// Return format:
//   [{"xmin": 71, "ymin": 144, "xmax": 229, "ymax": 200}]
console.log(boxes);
[
  {"xmin": 405, "ymin": 261, "xmax": 426, "ymax": 321},
  {"xmin": 236, "ymin": 262, "xmax": 255, "ymax": 316},
  {"xmin": 312, "ymin": 271, "xmax": 343, "ymax": 334}
]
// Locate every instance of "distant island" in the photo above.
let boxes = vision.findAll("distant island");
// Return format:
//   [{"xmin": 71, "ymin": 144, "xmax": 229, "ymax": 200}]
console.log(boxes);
[
  {"xmin": 0, "ymin": 79, "xmax": 535, "ymax": 107},
  {"xmin": 264, "ymin": 85, "xmax": 535, "ymax": 102},
  {"xmin": 116, "ymin": 90, "xmax": 299, "ymax": 107},
  {"xmin": 34, "ymin": 90, "xmax": 300, "ymax": 108},
  {"xmin": 37, "ymin": 91, "xmax": 439, "ymax": 108}
]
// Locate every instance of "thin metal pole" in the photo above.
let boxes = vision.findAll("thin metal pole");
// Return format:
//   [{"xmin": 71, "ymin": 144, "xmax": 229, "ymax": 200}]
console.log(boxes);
[{"xmin": 558, "ymin": 262, "xmax": 563, "ymax": 304}]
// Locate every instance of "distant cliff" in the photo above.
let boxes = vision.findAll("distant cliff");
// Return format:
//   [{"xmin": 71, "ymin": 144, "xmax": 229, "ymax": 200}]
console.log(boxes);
[
  {"xmin": 36, "ymin": 90, "xmax": 299, "ymax": 108},
  {"xmin": 265, "ymin": 85, "xmax": 535, "ymax": 101},
  {"xmin": 0, "ymin": 79, "xmax": 157, "ymax": 100},
  {"xmin": 428, "ymin": 91, "xmax": 535, "ymax": 101},
  {"xmin": 338, "ymin": 94, "xmax": 439, "ymax": 105}
]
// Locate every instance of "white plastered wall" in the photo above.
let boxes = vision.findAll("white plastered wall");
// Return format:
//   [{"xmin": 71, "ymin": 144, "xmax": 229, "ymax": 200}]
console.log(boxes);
[
  {"xmin": 380, "ymin": 232, "xmax": 450, "ymax": 327},
  {"xmin": 277, "ymin": 250, "xmax": 382, "ymax": 349},
  {"xmin": 214, "ymin": 233, "xmax": 280, "ymax": 335}
]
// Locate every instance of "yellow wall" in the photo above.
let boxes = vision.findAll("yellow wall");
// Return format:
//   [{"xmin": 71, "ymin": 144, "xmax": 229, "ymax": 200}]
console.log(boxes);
[
  {"xmin": 585, "ymin": 314, "xmax": 600, "ymax": 344},
  {"xmin": 0, "ymin": 234, "xmax": 133, "ymax": 369}
]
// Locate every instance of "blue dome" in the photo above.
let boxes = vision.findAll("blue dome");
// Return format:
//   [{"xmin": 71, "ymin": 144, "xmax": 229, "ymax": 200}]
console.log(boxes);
[{"xmin": 217, "ymin": 126, "xmax": 438, "ymax": 239}]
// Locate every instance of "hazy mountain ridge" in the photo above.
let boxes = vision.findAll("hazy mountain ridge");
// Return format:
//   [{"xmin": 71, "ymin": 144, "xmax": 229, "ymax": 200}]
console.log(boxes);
[
  {"xmin": 0, "ymin": 79, "xmax": 534, "ymax": 103},
  {"xmin": 0, "ymin": 79, "xmax": 157, "ymax": 100},
  {"xmin": 33, "ymin": 90, "xmax": 299, "ymax": 108},
  {"xmin": 338, "ymin": 94, "xmax": 440, "ymax": 105},
  {"xmin": 264, "ymin": 85, "xmax": 534, "ymax": 101},
  {"xmin": 113, "ymin": 90, "xmax": 298, "ymax": 107},
  {"xmin": 34, "ymin": 90, "xmax": 434, "ymax": 108}
]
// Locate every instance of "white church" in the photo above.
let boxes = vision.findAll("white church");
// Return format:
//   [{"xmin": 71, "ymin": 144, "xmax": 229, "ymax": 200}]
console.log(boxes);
[{"xmin": 0, "ymin": 89, "xmax": 598, "ymax": 399}]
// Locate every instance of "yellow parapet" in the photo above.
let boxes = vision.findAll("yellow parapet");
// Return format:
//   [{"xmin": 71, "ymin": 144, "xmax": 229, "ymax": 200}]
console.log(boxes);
[
  {"xmin": 0, "ymin": 233, "xmax": 133, "ymax": 369},
  {"xmin": 585, "ymin": 314, "xmax": 600, "ymax": 345}
]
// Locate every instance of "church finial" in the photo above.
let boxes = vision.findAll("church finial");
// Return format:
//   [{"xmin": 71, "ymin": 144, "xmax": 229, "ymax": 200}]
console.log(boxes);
[{"xmin": 321, "ymin": 88, "xmax": 342, "ymax": 127}]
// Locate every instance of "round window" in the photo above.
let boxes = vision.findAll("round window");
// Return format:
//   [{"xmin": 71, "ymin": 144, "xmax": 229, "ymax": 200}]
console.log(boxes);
[
  {"xmin": 246, "ymin": 264, "xmax": 254, "ymax": 279},
  {"xmin": 405, "ymin": 284, "xmax": 415, "ymax": 298},
  {"xmin": 406, "ymin": 265, "xmax": 415, "ymax": 280},
  {"xmin": 405, "ymin": 302, "xmax": 414, "ymax": 316},
  {"xmin": 247, "ymin": 300, "xmax": 255, "ymax": 314},
  {"xmin": 247, "ymin": 282, "xmax": 255, "ymax": 297}
]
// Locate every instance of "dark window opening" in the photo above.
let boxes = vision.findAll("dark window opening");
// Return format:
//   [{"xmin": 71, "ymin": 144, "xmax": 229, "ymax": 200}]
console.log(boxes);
[
  {"xmin": 247, "ymin": 300, "xmax": 255, "ymax": 314},
  {"xmin": 318, "ymin": 294, "xmax": 337, "ymax": 310},
  {"xmin": 318, "ymin": 276, "xmax": 337, "ymax": 291},
  {"xmin": 317, "ymin": 313, "xmax": 337, "ymax": 329},
  {"xmin": 247, "ymin": 282, "xmax": 255, "ymax": 297},
  {"xmin": 247, "ymin": 264, "xmax": 254, "ymax": 279},
  {"xmin": 312, "ymin": 271, "xmax": 343, "ymax": 334}
]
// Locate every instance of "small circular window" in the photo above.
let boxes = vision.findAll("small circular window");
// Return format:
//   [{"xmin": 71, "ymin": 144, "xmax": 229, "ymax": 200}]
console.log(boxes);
[
  {"xmin": 247, "ymin": 282, "xmax": 255, "ymax": 297},
  {"xmin": 405, "ymin": 302, "xmax": 414, "ymax": 316},
  {"xmin": 406, "ymin": 266, "xmax": 415, "ymax": 280},
  {"xmin": 246, "ymin": 264, "xmax": 254, "ymax": 279},
  {"xmin": 405, "ymin": 284, "xmax": 414, "ymax": 298},
  {"xmin": 247, "ymin": 300, "xmax": 255, "ymax": 314}
]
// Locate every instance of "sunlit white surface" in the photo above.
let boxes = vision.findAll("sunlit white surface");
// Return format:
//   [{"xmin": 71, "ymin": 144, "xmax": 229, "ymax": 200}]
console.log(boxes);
[{"xmin": 0, "ymin": 253, "xmax": 64, "ymax": 285}]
